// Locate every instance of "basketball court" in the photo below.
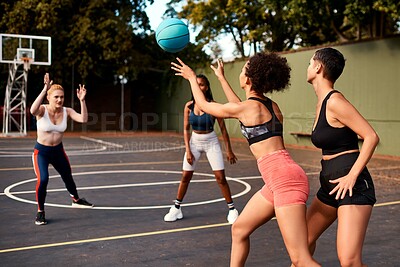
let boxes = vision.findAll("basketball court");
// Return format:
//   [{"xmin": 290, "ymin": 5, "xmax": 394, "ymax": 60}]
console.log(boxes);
[
  {"xmin": 0, "ymin": 32, "xmax": 399, "ymax": 267},
  {"xmin": 0, "ymin": 133, "xmax": 399, "ymax": 266}
]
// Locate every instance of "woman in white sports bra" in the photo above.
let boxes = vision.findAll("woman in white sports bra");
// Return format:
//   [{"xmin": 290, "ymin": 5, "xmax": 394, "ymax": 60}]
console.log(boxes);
[{"xmin": 30, "ymin": 73, "xmax": 93, "ymax": 226}]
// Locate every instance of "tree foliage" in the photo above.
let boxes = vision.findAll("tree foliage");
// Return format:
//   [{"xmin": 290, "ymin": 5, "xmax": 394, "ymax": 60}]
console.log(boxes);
[
  {"xmin": 177, "ymin": 0, "xmax": 400, "ymax": 58},
  {"xmin": 288, "ymin": 0, "xmax": 400, "ymax": 42},
  {"xmin": 0, "ymin": 0, "xmax": 154, "ymax": 81},
  {"xmin": 0, "ymin": 0, "xmax": 210, "ymax": 101},
  {"xmin": 0, "ymin": 0, "xmax": 398, "ymax": 97}
]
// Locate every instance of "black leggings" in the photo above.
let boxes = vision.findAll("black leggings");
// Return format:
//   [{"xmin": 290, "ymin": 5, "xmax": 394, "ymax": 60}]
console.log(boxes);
[
  {"xmin": 32, "ymin": 142, "xmax": 79, "ymax": 211},
  {"xmin": 316, "ymin": 152, "xmax": 376, "ymax": 208}
]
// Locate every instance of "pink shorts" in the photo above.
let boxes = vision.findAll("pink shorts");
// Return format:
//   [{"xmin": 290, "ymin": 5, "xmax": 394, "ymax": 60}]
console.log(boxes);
[{"xmin": 257, "ymin": 150, "xmax": 309, "ymax": 207}]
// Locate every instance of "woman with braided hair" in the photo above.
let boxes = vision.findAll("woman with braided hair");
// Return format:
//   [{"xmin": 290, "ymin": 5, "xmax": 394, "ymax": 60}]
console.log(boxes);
[{"xmin": 164, "ymin": 74, "xmax": 239, "ymax": 224}]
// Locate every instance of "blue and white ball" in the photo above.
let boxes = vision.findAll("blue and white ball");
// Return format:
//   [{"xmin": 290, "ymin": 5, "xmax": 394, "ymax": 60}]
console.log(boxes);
[{"xmin": 155, "ymin": 18, "xmax": 190, "ymax": 53}]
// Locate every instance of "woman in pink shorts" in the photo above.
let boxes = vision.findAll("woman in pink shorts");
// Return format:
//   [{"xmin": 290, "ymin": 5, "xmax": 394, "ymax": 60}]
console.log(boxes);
[{"xmin": 172, "ymin": 53, "xmax": 320, "ymax": 267}]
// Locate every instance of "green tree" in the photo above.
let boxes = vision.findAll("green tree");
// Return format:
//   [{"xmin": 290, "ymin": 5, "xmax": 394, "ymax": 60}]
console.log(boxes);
[
  {"xmin": 343, "ymin": 0, "xmax": 400, "ymax": 39},
  {"xmin": 178, "ymin": 0, "xmax": 319, "ymax": 57},
  {"xmin": 0, "ymin": 0, "xmax": 209, "ymax": 95},
  {"xmin": 175, "ymin": 0, "xmax": 399, "ymax": 58},
  {"xmin": 0, "ymin": 0, "xmax": 153, "ymax": 80},
  {"xmin": 179, "ymin": 0, "xmax": 258, "ymax": 58},
  {"xmin": 285, "ymin": 0, "xmax": 400, "ymax": 43},
  {"xmin": 0, "ymin": 0, "xmax": 210, "ymax": 130}
]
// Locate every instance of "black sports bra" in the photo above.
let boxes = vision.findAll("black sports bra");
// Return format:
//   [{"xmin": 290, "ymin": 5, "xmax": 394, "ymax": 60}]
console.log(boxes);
[
  {"xmin": 240, "ymin": 97, "xmax": 283, "ymax": 145},
  {"xmin": 311, "ymin": 90, "xmax": 359, "ymax": 155}
]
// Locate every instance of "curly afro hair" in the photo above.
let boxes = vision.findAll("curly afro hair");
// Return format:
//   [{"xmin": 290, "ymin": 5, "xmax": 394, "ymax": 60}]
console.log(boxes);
[{"xmin": 245, "ymin": 52, "xmax": 291, "ymax": 94}]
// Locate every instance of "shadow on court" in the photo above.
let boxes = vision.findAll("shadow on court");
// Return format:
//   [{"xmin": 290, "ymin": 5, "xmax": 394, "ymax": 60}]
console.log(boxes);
[{"xmin": 0, "ymin": 132, "xmax": 399, "ymax": 267}]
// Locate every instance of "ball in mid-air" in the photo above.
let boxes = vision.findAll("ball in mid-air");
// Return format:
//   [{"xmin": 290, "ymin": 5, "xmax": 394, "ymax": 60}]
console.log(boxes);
[{"xmin": 155, "ymin": 18, "xmax": 189, "ymax": 53}]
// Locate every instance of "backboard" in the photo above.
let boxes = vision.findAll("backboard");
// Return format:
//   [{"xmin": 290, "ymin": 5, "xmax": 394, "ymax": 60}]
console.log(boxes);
[{"xmin": 0, "ymin": 33, "xmax": 51, "ymax": 65}]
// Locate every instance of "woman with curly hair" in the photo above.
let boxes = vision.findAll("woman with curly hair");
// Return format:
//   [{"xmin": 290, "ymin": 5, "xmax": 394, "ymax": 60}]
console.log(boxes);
[{"xmin": 171, "ymin": 53, "xmax": 320, "ymax": 267}]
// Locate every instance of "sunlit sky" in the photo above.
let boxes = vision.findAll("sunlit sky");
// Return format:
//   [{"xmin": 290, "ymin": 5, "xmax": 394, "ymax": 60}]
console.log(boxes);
[
  {"xmin": 146, "ymin": 0, "xmax": 169, "ymax": 32},
  {"xmin": 145, "ymin": 0, "xmax": 237, "ymax": 61}
]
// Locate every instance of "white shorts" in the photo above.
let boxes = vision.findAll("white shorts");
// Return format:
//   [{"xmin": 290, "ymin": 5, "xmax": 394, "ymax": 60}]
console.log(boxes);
[{"xmin": 182, "ymin": 131, "xmax": 225, "ymax": 171}]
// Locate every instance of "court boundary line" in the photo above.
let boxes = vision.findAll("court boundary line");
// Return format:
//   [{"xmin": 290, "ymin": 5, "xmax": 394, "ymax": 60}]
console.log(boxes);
[
  {"xmin": 0, "ymin": 135, "xmax": 186, "ymax": 157},
  {"xmin": 0, "ymin": 200, "xmax": 399, "ymax": 254},
  {"xmin": 0, "ymin": 157, "xmax": 257, "ymax": 172},
  {"xmin": 80, "ymin": 136, "xmax": 124, "ymax": 148},
  {"xmin": 0, "ymin": 222, "xmax": 231, "ymax": 253},
  {"xmin": 2, "ymin": 170, "xmax": 252, "ymax": 210}
]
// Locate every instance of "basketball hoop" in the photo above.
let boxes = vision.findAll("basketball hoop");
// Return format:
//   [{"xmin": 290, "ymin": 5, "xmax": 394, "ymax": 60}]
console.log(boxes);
[
  {"xmin": 1, "ymin": 33, "xmax": 51, "ymax": 136},
  {"xmin": 20, "ymin": 57, "xmax": 33, "ymax": 71}
]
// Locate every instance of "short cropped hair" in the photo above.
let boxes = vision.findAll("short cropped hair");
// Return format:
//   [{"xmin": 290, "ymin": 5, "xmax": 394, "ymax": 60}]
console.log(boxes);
[{"xmin": 313, "ymin": 48, "xmax": 345, "ymax": 82}]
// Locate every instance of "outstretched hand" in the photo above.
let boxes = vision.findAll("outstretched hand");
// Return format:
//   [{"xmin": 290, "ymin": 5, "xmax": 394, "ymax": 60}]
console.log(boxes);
[
  {"xmin": 171, "ymin": 58, "xmax": 196, "ymax": 80},
  {"xmin": 43, "ymin": 73, "xmax": 53, "ymax": 91},
  {"xmin": 77, "ymin": 84, "xmax": 86, "ymax": 101},
  {"xmin": 210, "ymin": 59, "xmax": 225, "ymax": 80}
]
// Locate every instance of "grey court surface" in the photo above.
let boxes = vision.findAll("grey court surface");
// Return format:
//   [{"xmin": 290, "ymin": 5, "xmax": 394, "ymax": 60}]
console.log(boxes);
[{"xmin": 0, "ymin": 132, "xmax": 399, "ymax": 267}]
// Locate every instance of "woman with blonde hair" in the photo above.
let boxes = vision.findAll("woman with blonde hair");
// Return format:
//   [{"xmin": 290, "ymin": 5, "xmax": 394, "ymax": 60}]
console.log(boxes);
[{"xmin": 30, "ymin": 73, "xmax": 93, "ymax": 225}]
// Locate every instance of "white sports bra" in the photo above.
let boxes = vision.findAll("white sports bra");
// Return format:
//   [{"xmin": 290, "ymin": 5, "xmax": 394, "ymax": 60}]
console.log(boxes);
[{"xmin": 36, "ymin": 106, "xmax": 67, "ymax": 133}]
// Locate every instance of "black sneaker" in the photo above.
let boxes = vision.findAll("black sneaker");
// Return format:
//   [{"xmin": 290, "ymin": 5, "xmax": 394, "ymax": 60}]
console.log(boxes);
[
  {"xmin": 72, "ymin": 198, "xmax": 94, "ymax": 208},
  {"xmin": 35, "ymin": 211, "xmax": 47, "ymax": 225}
]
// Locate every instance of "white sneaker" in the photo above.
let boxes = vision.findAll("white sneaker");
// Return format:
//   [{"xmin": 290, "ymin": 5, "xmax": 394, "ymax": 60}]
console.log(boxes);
[
  {"xmin": 227, "ymin": 208, "xmax": 239, "ymax": 224},
  {"xmin": 164, "ymin": 206, "xmax": 183, "ymax": 222}
]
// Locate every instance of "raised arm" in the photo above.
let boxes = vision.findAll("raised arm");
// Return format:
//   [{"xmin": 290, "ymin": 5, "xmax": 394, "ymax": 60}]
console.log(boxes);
[
  {"xmin": 210, "ymin": 59, "xmax": 241, "ymax": 103},
  {"xmin": 30, "ymin": 73, "xmax": 52, "ymax": 116},
  {"xmin": 216, "ymin": 117, "xmax": 237, "ymax": 165},
  {"xmin": 68, "ymin": 84, "xmax": 88, "ymax": 123},
  {"xmin": 171, "ymin": 58, "xmax": 244, "ymax": 120}
]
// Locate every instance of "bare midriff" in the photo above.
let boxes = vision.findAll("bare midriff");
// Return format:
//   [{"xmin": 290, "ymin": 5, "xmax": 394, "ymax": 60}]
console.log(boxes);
[{"xmin": 322, "ymin": 149, "xmax": 360, "ymax": 161}]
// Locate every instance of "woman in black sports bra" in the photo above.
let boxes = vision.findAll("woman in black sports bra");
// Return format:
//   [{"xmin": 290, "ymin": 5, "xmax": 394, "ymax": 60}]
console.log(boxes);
[
  {"xmin": 172, "ymin": 53, "xmax": 320, "ymax": 267},
  {"xmin": 304, "ymin": 48, "xmax": 379, "ymax": 266}
]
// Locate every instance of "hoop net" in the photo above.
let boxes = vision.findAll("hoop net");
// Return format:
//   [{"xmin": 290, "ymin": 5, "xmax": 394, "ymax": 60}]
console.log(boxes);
[{"xmin": 20, "ymin": 57, "xmax": 33, "ymax": 71}]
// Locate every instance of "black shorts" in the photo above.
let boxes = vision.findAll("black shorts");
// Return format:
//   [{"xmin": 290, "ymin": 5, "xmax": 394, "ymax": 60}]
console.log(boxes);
[{"xmin": 316, "ymin": 152, "xmax": 376, "ymax": 208}]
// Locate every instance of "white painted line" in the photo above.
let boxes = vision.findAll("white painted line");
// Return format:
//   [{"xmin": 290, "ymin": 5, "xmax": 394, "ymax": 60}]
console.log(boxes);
[
  {"xmin": 0, "ymin": 146, "xmax": 108, "ymax": 158},
  {"xmin": 374, "ymin": 200, "xmax": 400, "ymax": 207},
  {"xmin": 0, "ymin": 160, "xmax": 184, "ymax": 172},
  {"xmin": 0, "ymin": 199, "xmax": 398, "ymax": 254},
  {"xmin": 0, "ymin": 139, "xmax": 185, "ymax": 157},
  {"xmin": 0, "ymin": 222, "xmax": 231, "ymax": 253},
  {"xmin": 80, "ymin": 136, "xmax": 124, "ymax": 148},
  {"xmin": 3, "ymin": 170, "xmax": 252, "ymax": 210}
]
